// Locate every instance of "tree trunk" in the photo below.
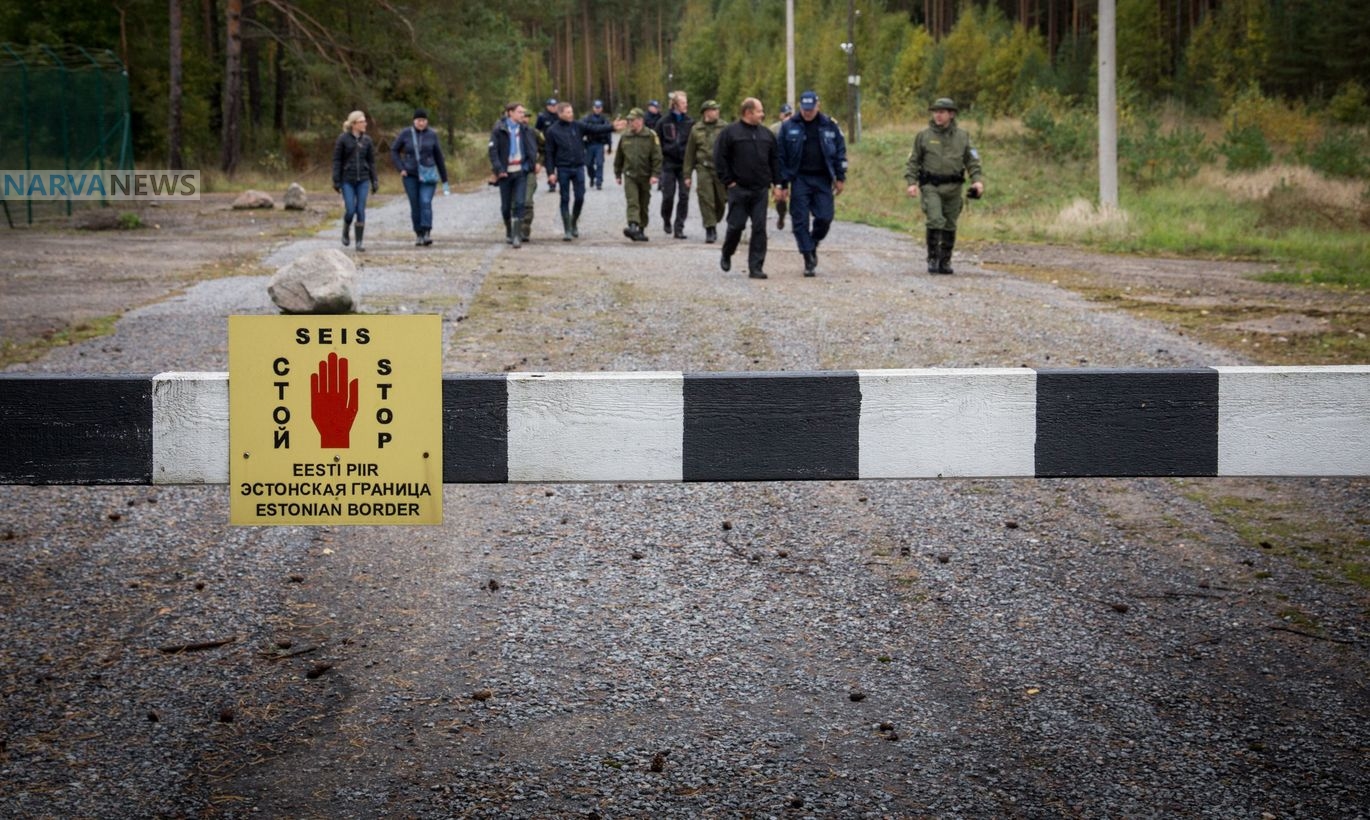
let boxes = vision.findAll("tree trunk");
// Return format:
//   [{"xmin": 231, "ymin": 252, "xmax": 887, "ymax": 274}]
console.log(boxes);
[
  {"xmin": 169, "ymin": 0, "xmax": 184, "ymax": 169},
  {"xmin": 203, "ymin": 0, "xmax": 223, "ymax": 136},
  {"xmin": 273, "ymin": 7, "xmax": 286, "ymax": 133},
  {"xmin": 220, "ymin": 0, "xmax": 243, "ymax": 175},
  {"xmin": 244, "ymin": 0, "xmax": 261, "ymax": 131},
  {"xmin": 582, "ymin": 0, "xmax": 593, "ymax": 103}
]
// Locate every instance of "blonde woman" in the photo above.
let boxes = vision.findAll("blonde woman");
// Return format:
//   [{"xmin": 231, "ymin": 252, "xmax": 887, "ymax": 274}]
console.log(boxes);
[{"xmin": 332, "ymin": 110, "xmax": 378, "ymax": 251}]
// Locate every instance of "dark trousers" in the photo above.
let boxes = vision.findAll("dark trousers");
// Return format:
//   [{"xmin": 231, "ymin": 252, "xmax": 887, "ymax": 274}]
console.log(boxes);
[
  {"xmin": 402, "ymin": 174, "xmax": 437, "ymax": 233},
  {"xmin": 789, "ymin": 173, "xmax": 835, "ymax": 253},
  {"xmin": 556, "ymin": 165, "xmax": 586, "ymax": 213},
  {"xmin": 721, "ymin": 185, "xmax": 770, "ymax": 272},
  {"xmin": 497, "ymin": 169, "xmax": 530, "ymax": 228},
  {"xmin": 586, "ymin": 144, "xmax": 605, "ymax": 187},
  {"xmin": 659, "ymin": 164, "xmax": 690, "ymax": 230}
]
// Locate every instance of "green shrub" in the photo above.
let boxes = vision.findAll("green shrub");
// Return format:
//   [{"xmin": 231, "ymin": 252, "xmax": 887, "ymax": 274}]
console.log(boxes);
[
  {"xmin": 1300, "ymin": 130, "xmax": 1369, "ymax": 179},
  {"xmin": 1120, "ymin": 119, "xmax": 1213, "ymax": 188},
  {"xmin": 1327, "ymin": 80, "xmax": 1368, "ymax": 125},
  {"xmin": 1220, "ymin": 124, "xmax": 1273, "ymax": 171},
  {"xmin": 117, "ymin": 211, "xmax": 143, "ymax": 230},
  {"xmin": 1020, "ymin": 92, "xmax": 1095, "ymax": 161}
]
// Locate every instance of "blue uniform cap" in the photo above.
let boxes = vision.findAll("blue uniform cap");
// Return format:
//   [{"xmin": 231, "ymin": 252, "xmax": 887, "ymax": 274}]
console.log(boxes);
[
  {"xmin": 780, "ymin": 103, "xmax": 793, "ymax": 115},
  {"xmin": 546, "ymin": 98, "xmax": 558, "ymax": 106},
  {"xmin": 799, "ymin": 91, "xmax": 818, "ymax": 111},
  {"xmin": 648, "ymin": 100, "xmax": 660, "ymax": 108},
  {"xmin": 593, "ymin": 99, "xmax": 603, "ymax": 108}
]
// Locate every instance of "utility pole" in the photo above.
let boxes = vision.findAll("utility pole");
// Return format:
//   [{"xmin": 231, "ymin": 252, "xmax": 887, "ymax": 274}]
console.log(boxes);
[
  {"xmin": 841, "ymin": 0, "xmax": 860, "ymax": 143},
  {"xmin": 785, "ymin": 0, "xmax": 795, "ymax": 111},
  {"xmin": 1098, "ymin": 0, "xmax": 1118, "ymax": 208}
]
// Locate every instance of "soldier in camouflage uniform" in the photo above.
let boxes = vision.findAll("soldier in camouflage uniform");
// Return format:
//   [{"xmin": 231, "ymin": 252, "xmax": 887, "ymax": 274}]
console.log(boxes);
[
  {"xmin": 614, "ymin": 108, "xmax": 663, "ymax": 242},
  {"xmin": 904, "ymin": 97, "xmax": 985, "ymax": 274},
  {"xmin": 683, "ymin": 99, "xmax": 727, "ymax": 244}
]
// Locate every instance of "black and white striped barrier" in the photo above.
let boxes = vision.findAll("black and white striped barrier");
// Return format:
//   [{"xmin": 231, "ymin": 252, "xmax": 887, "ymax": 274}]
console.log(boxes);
[{"xmin": 2, "ymin": 367, "xmax": 1367, "ymax": 484}]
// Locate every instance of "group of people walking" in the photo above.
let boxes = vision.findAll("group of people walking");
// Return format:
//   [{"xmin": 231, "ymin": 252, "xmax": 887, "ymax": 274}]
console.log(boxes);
[{"xmin": 331, "ymin": 95, "xmax": 985, "ymax": 276}]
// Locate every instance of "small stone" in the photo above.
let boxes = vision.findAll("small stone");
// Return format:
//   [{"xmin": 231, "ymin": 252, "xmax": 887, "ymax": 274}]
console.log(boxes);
[
  {"xmin": 937, "ymin": 554, "xmax": 950, "ymax": 564},
  {"xmin": 631, "ymin": 551, "xmax": 645, "ymax": 560},
  {"xmin": 1004, "ymin": 520, "xmax": 1019, "ymax": 529},
  {"xmin": 283, "ymin": 182, "xmax": 308, "ymax": 210},
  {"xmin": 305, "ymin": 662, "xmax": 333, "ymax": 680},
  {"xmin": 232, "ymin": 189, "xmax": 274, "ymax": 209},
  {"xmin": 649, "ymin": 751, "xmax": 666, "ymax": 772},
  {"xmin": 849, "ymin": 691, "xmax": 867, "ymax": 702},
  {"xmin": 471, "ymin": 689, "xmax": 493, "ymax": 701},
  {"xmin": 878, "ymin": 721, "xmax": 895, "ymax": 731},
  {"xmin": 218, "ymin": 707, "xmax": 235, "ymax": 723},
  {"xmin": 1111, "ymin": 602, "xmax": 1129, "ymax": 613},
  {"xmin": 721, "ymin": 520, "xmax": 733, "ymax": 531},
  {"xmin": 486, "ymin": 579, "xmax": 500, "ymax": 591}
]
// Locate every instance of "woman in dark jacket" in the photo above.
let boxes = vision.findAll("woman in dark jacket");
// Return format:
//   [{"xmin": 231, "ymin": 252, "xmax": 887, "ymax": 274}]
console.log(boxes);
[
  {"xmin": 332, "ymin": 110, "xmax": 378, "ymax": 251},
  {"xmin": 390, "ymin": 108, "xmax": 449, "ymax": 246}
]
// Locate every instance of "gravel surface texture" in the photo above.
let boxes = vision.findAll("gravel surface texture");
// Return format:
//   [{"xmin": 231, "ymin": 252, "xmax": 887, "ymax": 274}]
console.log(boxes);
[{"xmin": 2, "ymin": 176, "xmax": 1367, "ymax": 818}]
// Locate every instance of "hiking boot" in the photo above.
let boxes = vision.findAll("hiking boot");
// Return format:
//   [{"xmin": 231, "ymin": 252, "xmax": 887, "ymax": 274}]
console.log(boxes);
[{"xmin": 353, "ymin": 224, "xmax": 365, "ymax": 252}]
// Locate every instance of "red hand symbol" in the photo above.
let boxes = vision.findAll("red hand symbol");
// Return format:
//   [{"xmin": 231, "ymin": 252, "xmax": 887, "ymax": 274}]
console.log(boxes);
[{"xmin": 310, "ymin": 352, "xmax": 359, "ymax": 448}]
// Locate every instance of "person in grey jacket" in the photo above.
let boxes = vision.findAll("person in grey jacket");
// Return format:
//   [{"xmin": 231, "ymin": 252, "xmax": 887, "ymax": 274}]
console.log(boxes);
[
  {"xmin": 390, "ymin": 108, "xmax": 448, "ymax": 246},
  {"xmin": 332, "ymin": 110, "xmax": 378, "ymax": 252}
]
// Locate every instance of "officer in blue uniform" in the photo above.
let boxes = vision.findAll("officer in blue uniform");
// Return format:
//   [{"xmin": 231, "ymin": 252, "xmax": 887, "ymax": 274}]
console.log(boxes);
[{"xmin": 776, "ymin": 91, "xmax": 847, "ymax": 276}]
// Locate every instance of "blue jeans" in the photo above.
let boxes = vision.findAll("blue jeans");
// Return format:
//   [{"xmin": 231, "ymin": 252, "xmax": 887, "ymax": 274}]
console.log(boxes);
[
  {"xmin": 340, "ymin": 180, "xmax": 369, "ymax": 224},
  {"xmin": 497, "ymin": 170, "xmax": 530, "ymax": 227},
  {"xmin": 586, "ymin": 143, "xmax": 605, "ymax": 187},
  {"xmin": 789, "ymin": 173, "xmax": 835, "ymax": 253},
  {"xmin": 556, "ymin": 165, "xmax": 586, "ymax": 214},
  {"xmin": 402, "ymin": 174, "xmax": 437, "ymax": 234}
]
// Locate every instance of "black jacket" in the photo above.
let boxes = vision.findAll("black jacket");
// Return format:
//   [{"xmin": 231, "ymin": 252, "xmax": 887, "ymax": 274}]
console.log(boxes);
[
  {"xmin": 583, "ymin": 112, "xmax": 613, "ymax": 146},
  {"xmin": 333, "ymin": 132, "xmax": 378, "ymax": 187},
  {"xmin": 655, "ymin": 111, "xmax": 694, "ymax": 169},
  {"xmin": 545, "ymin": 118, "xmax": 615, "ymax": 168},
  {"xmin": 713, "ymin": 120, "xmax": 780, "ymax": 190},
  {"xmin": 487, "ymin": 118, "xmax": 540, "ymax": 175},
  {"xmin": 535, "ymin": 109, "xmax": 558, "ymax": 133},
  {"xmin": 389, "ymin": 126, "xmax": 448, "ymax": 183}
]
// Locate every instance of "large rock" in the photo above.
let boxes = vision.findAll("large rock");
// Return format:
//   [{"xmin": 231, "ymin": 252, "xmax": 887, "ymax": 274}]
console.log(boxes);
[
  {"xmin": 283, "ymin": 182, "xmax": 308, "ymax": 210},
  {"xmin": 268, "ymin": 248, "xmax": 357, "ymax": 314},
  {"xmin": 232, "ymin": 189, "xmax": 274, "ymax": 209}
]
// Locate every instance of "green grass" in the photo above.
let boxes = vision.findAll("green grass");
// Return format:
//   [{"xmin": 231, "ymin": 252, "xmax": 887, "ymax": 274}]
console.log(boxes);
[{"xmin": 840, "ymin": 123, "xmax": 1370, "ymax": 288}]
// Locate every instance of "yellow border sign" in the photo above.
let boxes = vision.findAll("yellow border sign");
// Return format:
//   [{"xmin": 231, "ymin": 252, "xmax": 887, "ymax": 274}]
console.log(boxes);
[{"xmin": 229, "ymin": 315, "xmax": 443, "ymax": 525}]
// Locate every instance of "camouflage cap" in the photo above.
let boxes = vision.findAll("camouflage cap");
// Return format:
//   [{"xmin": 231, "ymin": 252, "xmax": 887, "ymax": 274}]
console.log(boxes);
[
  {"xmin": 930, "ymin": 97, "xmax": 957, "ymax": 111},
  {"xmin": 627, "ymin": 107, "xmax": 646, "ymax": 120},
  {"xmin": 701, "ymin": 99, "xmax": 720, "ymax": 111}
]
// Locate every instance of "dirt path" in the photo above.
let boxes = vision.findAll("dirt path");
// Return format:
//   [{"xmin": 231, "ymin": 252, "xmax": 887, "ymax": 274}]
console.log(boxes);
[{"xmin": 1, "ymin": 185, "xmax": 1366, "ymax": 818}]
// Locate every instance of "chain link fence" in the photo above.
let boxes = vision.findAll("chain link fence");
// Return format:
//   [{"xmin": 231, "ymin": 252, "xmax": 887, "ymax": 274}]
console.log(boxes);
[{"xmin": 1, "ymin": 43, "xmax": 132, "ymax": 225}]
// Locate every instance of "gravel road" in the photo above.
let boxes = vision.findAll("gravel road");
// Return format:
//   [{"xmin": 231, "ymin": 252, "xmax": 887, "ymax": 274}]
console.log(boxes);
[{"xmin": 2, "ymin": 176, "xmax": 1367, "ymax": 818}]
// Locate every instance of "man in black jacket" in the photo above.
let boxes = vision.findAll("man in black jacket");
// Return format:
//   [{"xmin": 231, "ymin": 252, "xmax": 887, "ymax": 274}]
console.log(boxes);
[
  {"xmin": 545, "ymin": 102, "xmax": 621, "ymax": 241},
  {"xmin": 488, "ymin": 101, "xmax": 541, "ymax": 248},
  {"xmin": 713, "ymin": 97, "xmax": 784, "ymax": 279},
  {"xmin": 583, "ymin": 100, "xmax": 613, "ymax": 190},
  {"xmin": 654, "ymin": 90, "xmax": 694, "ymax": 238}
]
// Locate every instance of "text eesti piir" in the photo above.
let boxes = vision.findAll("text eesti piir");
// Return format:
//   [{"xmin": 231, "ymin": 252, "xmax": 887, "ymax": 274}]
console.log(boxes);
[{"xmin": 266, "ymin": 325, "xmax": 398, "ymax": 451}]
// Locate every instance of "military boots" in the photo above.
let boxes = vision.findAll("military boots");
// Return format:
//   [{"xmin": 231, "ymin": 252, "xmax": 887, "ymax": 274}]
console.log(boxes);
[
  {"xmin": 939, "ymin": 231, "xmax": 956, "ymax": 274},
  {"xmin": 926, "ymin": 229, "xmax": 940, "ymax": 274}
]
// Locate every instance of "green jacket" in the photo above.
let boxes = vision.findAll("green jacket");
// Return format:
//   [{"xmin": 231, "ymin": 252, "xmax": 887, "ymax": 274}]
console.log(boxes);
[
  {"xmin": 614, "ymin": 127, "xmax": 663, "ymax": 179},
  {"xmin": 683, "ymin": 118, "xmax": 725, "ymax": 178},
  {"xmin": 904, "ymin": 119, "xmax": 983, "ymax": 186}
]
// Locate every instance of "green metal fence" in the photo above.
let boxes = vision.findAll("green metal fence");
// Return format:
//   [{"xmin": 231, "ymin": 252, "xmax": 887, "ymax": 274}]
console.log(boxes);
[{"xmin": 0, "ymin": 43, "xmax": 132, "ymax": 225}]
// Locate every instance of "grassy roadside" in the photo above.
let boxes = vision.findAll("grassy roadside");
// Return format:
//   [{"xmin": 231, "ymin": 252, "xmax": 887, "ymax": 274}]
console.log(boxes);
[{"xmin": 839, "ymin": 123, "xmax": 1370, "ymax": 366}]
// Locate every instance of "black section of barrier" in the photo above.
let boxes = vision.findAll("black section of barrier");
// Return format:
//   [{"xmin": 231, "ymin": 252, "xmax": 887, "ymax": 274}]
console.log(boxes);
[
  {"xmin": 0, "ymin": 375, "xmax": 153, "ymax": 484},
  {"xmin": 682, "ymin": 372, "xmax": 861, "ymax": 482},
  {"xmin": 442, "ymin": 375, "xmax": 508, "ymax": 483},
  {"xmin": 1035, "ymin": 368, "xmax": 1219, "ymax": 477}
]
